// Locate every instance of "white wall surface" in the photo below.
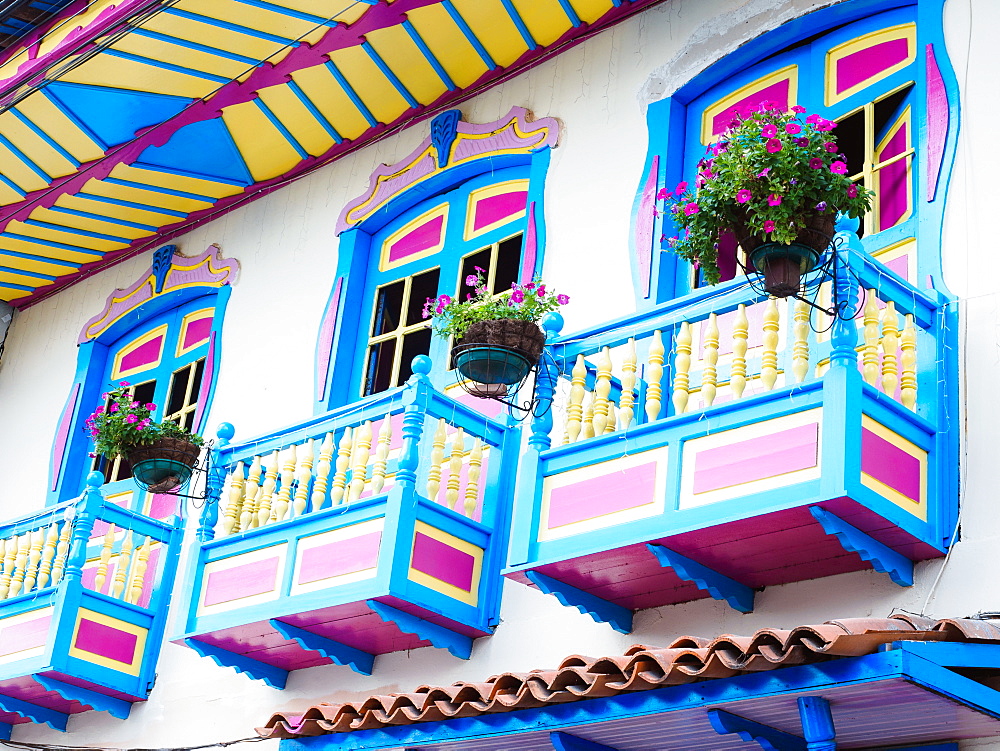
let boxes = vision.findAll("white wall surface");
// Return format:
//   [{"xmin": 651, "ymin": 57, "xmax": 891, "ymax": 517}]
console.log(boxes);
[{"xmin": 0, "ymin": 0, "xmax": 998, "ymax": 748}]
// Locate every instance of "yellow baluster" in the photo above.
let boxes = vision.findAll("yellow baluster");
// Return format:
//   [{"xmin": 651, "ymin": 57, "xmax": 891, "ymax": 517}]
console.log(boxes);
[
  {"xmin": 566, "ymin": 355, "xmax": 587, "ymax": 444},
  {"xmin": 35, "ymin": 522, "xmax": 59, "ymax": 590},
  {"xmin": 592, "ymin": 347, "xmax": 613, "ymax": 435},
  {"xmin": 731, "ymin": 304, "xmax": 749, "ymax": 400},
  {"xmin": 293, "ymin": 439, "xmax": 314, "ymax": 516},
  {"xmin": 370, "ymin": 418, "xmax": 392, "ymax": 495},
  {"xmin": 22, "ymin": 528, "xmax": 44, "ymax": 594},
  {"xmin": 901, "ymin": 314, "xmax": 917, "ymax": 410},
  {"xmin": 672, "ymin": 321, "xmax": 692, "ymax": 414},
  {"xmin": 94, "ymin": 525, "xmax": 116, "ymax": 594},
  {"xmin": 581, "ymin": 391, "xmax": 596, "ymax": 440},
  {"xmin": 881, "ymin": 301, "xmax": 899, "ymax": 399},
  {"xmin": 271, "ymin": 444, "xmax": 297, "ymax": 522},
  {"xmin": 220, "ymin": 462, "xmax": 245, "ymax": 536},
  {"xmin": 464, "ymin": 439, "xmax": 484, "ymax": 518},
  {"xmin": 426, "ymin": 419, "xmax": 448, "ymax": 501},
  {"xmin": 792, "ymin": 300, "xmax": 810, "ymax": 384},
  {"xmin": 256, "ymin": 450, "xmax": 279, "ymax": 527},
  {"xmin": 702, "ymin": 314, "xmax": 720, "ymax": 407},
  {"xmin": 618, "ymin": 338, "xmax": 637, "ymax": 430},
  {"xmin": 329, "ymin": 428, "xmax": 354, "ymax": 507},
  {"xmin": 239, "ymin": 456, "xmax": 262, "ymax": 532},
  {"xmin": 863, "ymin": 289, "xmax": 880, "ymax": 386},
  {"xmin": 445, "ymin": 428, "xmax": 465, "ymax": 512},
  {"xmin": 312, "ymin": 432, "xmax": 335, "ymax": 509},
  {"xmin": 50, "ymin": 515, "xmax": 73, "ymax": 586},
  {"xmin": 761, "ymin": 299, "xmax": 780, "ymax": 391},
  {"xmin": 646, "ymin": 330, "xmax": 665, "ymax": 421},
  {"xmin": 8, "ymin": 533, "xmax": 29, "ymax": 598},
  {"xmin": 0, "ymin": 538, "xmax": 13, "ymax": 599},
  {"xmin": 348, "ymin": 422, "xmax": 373, "ymax": 503},
  {"xmin": 604, "ymin": 402, "xmax": 617, "ymax": 434},
  {"xmin": 128, "ymin": 537, "xmax": 152, "ymax": 605},
  {"xmin": 112, "ymin": 531, "xmax": 134, "ymax": 600}
]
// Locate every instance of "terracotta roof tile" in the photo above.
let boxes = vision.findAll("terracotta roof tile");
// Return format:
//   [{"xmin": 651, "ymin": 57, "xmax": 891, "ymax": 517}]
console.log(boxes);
[{"xmin": 257, "ymin": 615, "xmax": 1000, "ymax": 740}]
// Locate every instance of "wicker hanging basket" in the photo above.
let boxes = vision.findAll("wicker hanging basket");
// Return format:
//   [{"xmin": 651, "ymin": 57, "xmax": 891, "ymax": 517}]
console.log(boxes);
[
  {"xmin": 452, "ymin": 319, "xmax": 546, "ymax": 386},
  {"xmin": 126, "ymin": 437, "xmax": 201, "ymax": 493}
]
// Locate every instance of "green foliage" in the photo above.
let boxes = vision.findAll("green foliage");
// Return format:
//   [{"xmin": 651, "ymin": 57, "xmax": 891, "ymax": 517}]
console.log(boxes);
[
  {"xmin": 85, "ymin": 384, "xmax": 204, "ymax": 460},
  {"xmin": 424, "ymin": 269, "xmax": 570, "ymax": 340},
  {"xmin": 662, "ymin": 105, "xmax": 874, "ymax": 285}
]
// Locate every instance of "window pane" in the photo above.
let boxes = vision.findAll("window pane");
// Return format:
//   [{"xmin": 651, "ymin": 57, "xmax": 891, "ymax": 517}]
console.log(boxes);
[
  {"xmin": 364, "ymin": 339, "xmax": 397, "ymax": 396},
  {"xmin": 406, "ymin": 268, "xmax": 440, "ymax": 326},
  {"xmin": 399, "ymin": 328, "xmax": 432, "ymax": 383},
  {"xmin": 373, "ymin": 280, "xmax": 405, "ymax": 336},
  {"xmin": 836, "ymin": 109, "xmax": 865, "ymax": 178},
  {"xmin": 460, "ymin": 249, "xmax": 491, "ymax": 293},
  {"xmin": 494, "ymin": 235, "xmax": 523, "ymax": 291},
  {"xmin": 166, "ymin": 366, "xmax": 190, "ymax": 417},
  {"xmin": 133, "ymin": 380, "xmax": 156, "ymax": 408}
]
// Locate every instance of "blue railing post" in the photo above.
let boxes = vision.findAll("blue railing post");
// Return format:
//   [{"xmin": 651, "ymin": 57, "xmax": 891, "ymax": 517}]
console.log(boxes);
[
  {"xmin": 199, "ymin": 423, "xmax": 233, "ymax": 543},
  {"xmin": 397, "ymin": 356, "xmax": 432, "ymax": 490},
  {"xmin": 831, "ymin": 219, "xmax": 862, "ymax": 366},
  {"xmin": 64, "ymin": 472, "xmax": 102, "ymax": 585},
  {"xmin": 529, "ymin": 312, "xmax": 564, "ymax": 452}
]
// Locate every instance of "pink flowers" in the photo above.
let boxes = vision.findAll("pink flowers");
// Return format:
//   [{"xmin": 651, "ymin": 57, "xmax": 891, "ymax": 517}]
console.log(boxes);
[
  {"xmin": 791, "ymin": 105, "xmax": 807, "ymax": 114},
  {"xmin": 537, "ymin": 284, "xmax": 546, "ymax": 296},
  {"xmin": 785, "ymin": 123, "xmax": 801, "ymax": 135},
  {"xmin": 125, "ymin": 414, "xmax": 138, "ymax": 424},
  {"xmin": 764, "ymin": 220, "xmax": 776, "ymax": 232},
  {"xmin": 656, "ymin": 187, "xmax": 668, "ymax": 201},
  {"xmin": 736, "ymin": 189, "xmax": 752, "ymax": 204},
  {"xmin": 824, "ymin": 142, "xmax": 838, "ymax": 153},
  {"xmin": 761, "ymin": 124, "xmax": 777, "ymax": 138},
  {"xmin": 847, "ymin": 183, "xmax": 859, "ymax": 198},
  {"xmin": 830, "ymin": 161, "xmax": 848, "ymax": 174},
  {"xmin": 557, "ymin": 294, "xmax": 570, "ymax": 305},
  {"xmin": 757, "ymin": 168, "xmax": 771, "ymax": 178},
  {"xmin": 465, "ymin": 274, "xmax": 478, "ymax": 286},
  {"xmin": 683, "ymin": 202, "xmax": 700, "ymax": 216},
  {"xmin": 809, "ymin": 158, "xmax": 824, "ymax": 169},
  {"xmin": 765, "ymin": 138, "xmax": 782, "ymax": 153},
  {"xmin": 767, "ymin": 194, "xmax": 782, "ymax": 206},
  {"xmin": 510, "ymin": 289, "xmax": 525, "ymax": 304},
  {"xmin": 674, "ymin": 181, "xmax": 688, "ymax": 196}
]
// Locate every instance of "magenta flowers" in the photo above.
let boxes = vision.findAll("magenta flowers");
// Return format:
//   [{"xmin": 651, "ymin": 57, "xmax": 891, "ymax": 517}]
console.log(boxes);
[
  {"xmin": 809, "ymin": 158, "xmax": 824, "ymax": 169},
  {"xmin": 767, "ymin": 194, "xmax": 782, "ymax": 206},
  {"xmin": 684, "ymin": 202, "xmax": 700, "ymax": 215},
  {"xmin": 765, "ymin": 138, "xmax": 782, "ymax": 153},
  {"xmin": 830, "ymin": 161, "xmax": 848, "ymax": 174},
  {"xmin": 736, "ymin": 189, "xmax": 752, "ymax": 203},
  {"xmin": 764, "ymin": 220, "xmax": 776, "ymax": 232}
]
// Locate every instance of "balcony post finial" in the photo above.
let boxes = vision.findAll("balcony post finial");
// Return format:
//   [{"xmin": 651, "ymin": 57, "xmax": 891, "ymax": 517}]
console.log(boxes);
[
  {"xmin": 199, "ymin": 423, "xmax": 234, "ymax": 542},
  {"xmin": 530, "ymin": 313, "xmax": 564, "ymax": 450},
  {"xmin": 64, "ymin": 472, "xmax": 103, "ymax": 585}
]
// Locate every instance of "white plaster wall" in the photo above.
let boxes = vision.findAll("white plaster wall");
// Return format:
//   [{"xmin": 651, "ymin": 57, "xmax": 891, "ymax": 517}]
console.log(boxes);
[{"xmin": 0, "ymin": 0, "xmax": 998, "ymax": 748}]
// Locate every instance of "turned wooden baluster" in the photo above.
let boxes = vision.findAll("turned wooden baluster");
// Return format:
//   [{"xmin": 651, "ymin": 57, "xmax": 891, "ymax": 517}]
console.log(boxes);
[
  {"xmin": 312, "ymin": 432, "xmax": 335, "ymax": 509},
  {"xmin": 581, "ymin": 391, "xmax": 596, "ymax": 440},
  {"xmin": 592, "ymin": 347, "xmax": 613, "ymax": 435},
  {"xmin": 604, "ymin": 403, "xmax": 616, "ymax": 434},
  {"xmin": 646, "ymin": 330, "xmax": 665, "ymax": 421},
  {"xmin": 862, "ymin": 289, "xmax": 880, "ymax": 386},
  {"xmin": 702, "ymin": 314, "xmax": 720, "ymax": 407},
  {"xmin": 370, "ymin": 418, "xmax": 392, "ymax": 495},
  {"xmin": 0, "ymin": 538, "xmax": 13, "ymax": 599},
  {"xmin": 8, "ymin": 533, "xmax": 30, "ymax": 598},
  {"xmin": 672, "ymin": 322, "xmax": 692, "ymax": 414},
  {"xmin": 272, "ymin": 444, "xmax": 297, "ymax": 522},
  {"xmin": 94, "ymin": 525, "xmax": 116, "ymax": 594},
  {"xmin": 445, "ymin": 428, "xmax": 465, "ymax": 512},
  {"xmin": 220, "ymin": 462, "xmax": 245, "ymax": 536},
  {"xmin": 50, "ymin": 515, "xmax": 73, "ymax": 586},
  {"xmin": 426, "ymin": 418, "xmax": 448, "ymax": 501},
  {"xmin": 111, "ymin": 531, "xmax": 134, "ymax": 600},
  {"xmin": 901, "ymin": 314, "xmax": 917, "ymax": 410},
  {"xmin": 329, "ymin": 428, "xmax": 354, "ymax": 506},
  {"xmin": 792, "ymin": 300, "xmax": 810, "ymax": 384},
  {"xmin": 761, "ymin": 299, "xmax": 780, "ymax": 391},
  {"xmin": 35, "ymin": 522, "xmax": 59, "ymax": 590},
  {"xmin": 348, "ymin": 422, "xmax": 373, "ymax": 503},
  {"xmin": 731, "ymin": 304, "xmax": 749, "ymax": 400},
  {"xmin": 128, "ymin": 536, "xmax": 152, "ymax": 605},
  {"xmin": 619, "ymin": 338, "xmax": 637, "ymax": 430},
  {"xmin": 881, "ymin": 301, "xmax": 899, "ymax": 398},
  {"xmin": 293, "ymin": 439, "xmax": 314, "ymax": 516},
  {"xmin": 22, "ymin": 528, "xmax": 44, "ymax": 593},
  {"xmin": 239, "ymin": 456, "xmax": 262, "ymax": 532},
  {"xmin": 566, "ymin": 355, "xmax": 587, "ymax": 444},
  {"xmin": 464, "ymin": 439, "xmax": 483, "ymax": 518},
  {"xmin": 256, "ymin": 450, "xmax": 279, "ymax": 526}
]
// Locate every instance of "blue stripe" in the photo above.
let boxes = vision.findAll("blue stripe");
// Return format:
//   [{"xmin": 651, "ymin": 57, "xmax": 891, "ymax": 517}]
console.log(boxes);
[
  {"xmin": 1, "ymin": 232, "xmax": 106, "ymax": 256},
  {"xmin": 131, "ymin": 161, "xmax": 251, "ymax": 188},
  {"xmin": 499, "ymin": 0, "xmax": 538, "ymax": 50},
  {"xmin": 228, "ymin": 0, "xmax": 338, "ymax": 26},
  {"xmin": 102, "ymin": 177, "xmax": 217, "ymax": 203},
  {"xmin": 401, "ymin": 20, "xmax": 456, "ymax": 92},
  {"xmin": 8, "ymin": 108, "xmax": 80, "ymax": 167},
  {"xmin": 287, "ymin": 81, "xmax": 342, "ymax": 144},
  {"xmin": 441, "ymin": 1, "xmax": 496, "ymax": 69},
  {"xmin": 0, "ymin": 133, "xmax": 50, "ymax": 182},
  {"xmin": 23, "ymin": 219, "xmax": 130, "ymax": 244},
  {"xmin": 46, "ymin": 206, "xmax": 157, "ymax": 232},
  {"xmin": 361, "ymin": 42, "xmax": 419, "ymax": 109},
  {"xmin": 0, "ymin": 174, "xmax": 26, "ymax": 198},
  {"xmin": 76, "ymin": 192, "xmax": 188, "ymax": 219},
  {"xmin": 556, "ymin": 0, "xmax": 582, "ymax": 27},
  {"xmin": 324, "ymin": 62, "xmax": 378, "ymax": 128},
  {"xmin": 39, "ymin": 88, "xmax": 106, "ymax": 150},
  {"xmin": 102, "ymin": 49, "xmax": 231, "ymax": 84},
  {"xmin": 0, "ymin": 280, "xmax": 36, "ymax": 292},
  {"xmin": 0, "ymin": 248, "xmax": 81, "ymax": 269},
  {"xmin": 130, "ymin": 28, "xmax": 262, "ymax": 66},
  {"xmin": 0, "ymin": 264, "xmax": 58, "ymax": 281},
  {"xmin": 161, "ymin": 7, "xmax": 299, "ymax": 45},
  {"xmin": 252, "ymin": 99, "xmax": 308, "ymax": 160}
]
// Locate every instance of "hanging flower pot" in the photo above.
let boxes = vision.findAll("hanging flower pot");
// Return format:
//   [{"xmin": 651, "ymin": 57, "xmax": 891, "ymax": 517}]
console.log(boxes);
[
  {"xmin": 453, "ymin": 319, "xmax": 546, "ymax": 385},
  {"xmin": 739, "ymin": 212, "xmax": 834, "ymax": 297},
  {"xmin": 127, "ymin": 437, "xmax": 201, "ymax": 492}
]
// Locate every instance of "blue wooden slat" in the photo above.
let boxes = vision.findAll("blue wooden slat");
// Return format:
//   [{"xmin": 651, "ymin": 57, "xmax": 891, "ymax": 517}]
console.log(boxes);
[
  {"xmin": 0, "ymin": 264, "xmax": 57, "ymax": 281},
  {"xmin": 161, "ymin": 7, "xmax": 299, "ymax": 45},
  {"xmin": 0, "ymin": 280, "xmax": 34, "ymax": 291},
  {"xmin": 361, "ymin": 42, "xmax": 419, "ymax": 109},
  {"xmin": 809, "ymin": 506, "xmax": 914, "ymax": 586},
  {"xmin": 33, "ymin": 675, "xmax": 132, "ymax": 720},
  {"xmin": 797, "ymin": 697, "xmax": 835, "ymax": 751},
  {"xmin": 0, "ymin": 248, "xmax": 79, "ymax": 268},
  {"xmin": 0, "ymin": 231, "xmax": 105, "ymax": 256},
  {"xmin": 228, "ymin": 0, "xmax": 339, "ymax": 26},
  {"xmin": 525, "ymin": 570, "xmax": 632, "ymax": 634},
  {"xmin": 401, "ymin": 20, "xmax": 456, "ymax": 92},
  {"xmin": 0, "ymin": 723, "xmax": 10, "ymax": 741},
  {"xmin": 556, "ymin": 0, "xmax": 583, "ymax": 27},
  {"xmin": 101, "ymin": 176, "xmax": 217, "ymax": 203},
  {"xmin": 550, "ymin": 731, "xmax": 620, "ymax": 751},
  {"xmin": 324, "ymin": 61, "xmax": 378, "ymax": 128},
  {"xmin": 0, "ymin": 173, "xmax": 26, "ymax": 198},
  {"xmin": 645, "ymin": 544, "xmax": 755, "ymax": 613},
  {"xmin": 270, "ymin": 620, "xmax": 375, "ymax": 675},
  {"xmin": 708, "ymin": 708, "xmax": 808, "ymax": 751},
  {"xmin": 499, "ymin": 0, "xmax": 538, "ymax": 50},
  {"xmin": 102, "ymin": 49, "xmax": 232, "ymax": 84},
  {"xmin": 76, "ymin": 192, "xmax": 189, "ymax": 218},
  {"xmin": 47, "ymin": 205, "xmax": 158, "ymax": 232},
  {"xmin": 367, "ymin": 599, "xmax": 473, "ymax": 659},
  {"xmin": 8, "ymin": 108, "xmax": 80, "ymax": 167},
  {"xmin": 130, "ymin": 28, "xmax": 262, "ymax": 65},
  {"xmin": 287, "ymin": 80, "xmax": 342, "ymax": 144},
  {"xmin": 0, "ymin": 132, "xmax": 51, "ymax": 182},
  {"xmin": 23, "ymin": 218, "xmax": 131, "ymax": 244},
  {"xmin": 252, "ymin": 99, "xmax": 308, "ymax": 160},
  {"xmin": 441, "ymin": 1, "xmax": 496, "ymax": 70},
  {"xmin": 38, "ymin": 87, "xmax": 107, "ymax": 150},
  {"xmin": 184, "ymin": 637, "xmax": 288, "ymax": 688}
]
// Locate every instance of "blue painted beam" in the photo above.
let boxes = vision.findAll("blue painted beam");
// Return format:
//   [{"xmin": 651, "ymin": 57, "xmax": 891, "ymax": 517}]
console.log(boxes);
[
  {"xmin": 401, "ymin": 20, "xmax": 456, "ymax": 92},
  {"xmin": 270, "ymin": 619, "xmax": 375, "ymax": 676},
  {"xmin": 184, "ymin": 637, "xmax": 288, "ymax": 689},
  {"xmin": 646, "ymin": 544, "xmax": 755, "ymax": 613},
  {"xmin": 8, "ymin": 107, "xmax": 80, "ymax": 167},
  {"xmin": 441, "ymin": 0, "xmax": 496, "ymax": 70},
  {"xmin": 252, "ymin": 99, "xmax": 308, "ymax": 160},
  {"xmin": 33, "ymin": 675, "xmax": 131, "ymax": 720},
  {"xmin": 361, "ymin": 42, "xmax": 419, "ymax": 109},
  {"xmin": 524, "ymin": 570, "xmax": 633, "ymax": 634},
  {"xmin": 160, "ymin": 7, "xmax": 299, "ymax": 45},
  {"xmin": 889, "ymin": 641, "xmax": 1000, "ymax": 669},
  {"xmin": 102, "ymin": 49, "xmax": 232, "ymax": 84},
  {"xmin": 287, "ymin": 81, "xmax": 342, "ymax": 144},
  {"xmin": 708, "ymin": 708, "xmax": 807, "ymax": 751},
  {"xmin": 0, "ymin": 722, "xmax": 10, "ymax": 740},
  {"xmin": 797, "ymin": 697, "xmax": 835, "ymax": 751},
  {"xmin": 499, "ymin": 0, "xmax": 537, "ymax": 50},
  {"xmin": 76, "ymin": 192, "xmax": 188, "ymax": 218},
  {"xmin": 324, "ymin": 62, "xmax": 378, "ymax": 128},
  {"xmin": 809, "ymin": 506, "xmax": 914, "ymax": 586},
  {"xmin": 366, "ymin": 600, "xmax": 473, "ymax": 659},
  {"xmin": 0, "ymin": 693, "xmax": 68, "ymax": 731},
  {"xmin": 550, "ymin": 731, "xmax": 619, "ymax": 751}
]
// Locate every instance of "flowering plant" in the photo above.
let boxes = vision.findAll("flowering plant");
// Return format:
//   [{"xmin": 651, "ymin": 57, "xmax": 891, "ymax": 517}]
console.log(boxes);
[
  {"xmin": 85, "ymin": 384, "xmax": 204, "ymax": 460},
  {"xmin": 661, "ymin": 104, "xmax": 874, "ymax": 284},
  {"xmin": 424, "ymin": 268, "xmax": 569, "ymax": 340}
]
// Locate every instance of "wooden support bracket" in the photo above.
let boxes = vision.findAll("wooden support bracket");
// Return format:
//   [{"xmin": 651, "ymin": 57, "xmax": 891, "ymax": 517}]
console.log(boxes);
[
  {"xmin": 184, "ymin": 637, "xmax": 288, "ymax": 689},
  {"xmin": 270, "ymin": 619, "xmax": 375, "ymax": 675},
  {"xmin": 367, "ymin": 600, "xmax": 473, "ymax": 659},
  {"xmin": 646, "ymin": 544, "xmax": 755, "ymax": 613},
  {"xmin": 525, "ymin": 570, "xmax": 633, "ymax": 634},
  {"xmin": 550, "ymin": 730, "xmax": 621, "ymax": 750},
  {"xmin": 34, "ymin": 675, "xmax": 132, "ymax": 720},
  {"xmin": 810, "ymin": 506, "xmax": 914, "ymax": 586}
]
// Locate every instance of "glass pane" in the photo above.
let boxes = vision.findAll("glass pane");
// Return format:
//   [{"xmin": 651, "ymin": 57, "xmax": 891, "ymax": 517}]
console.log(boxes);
[
  {"xmin": 874, "ymin": 86, "xmax": 910, "ymax": 139},
  {"xmin": 460, "ymin": 249, "xmax": 491, "ymax": 293},
  {"xmin": 364, "ymin": 339, "xmax": 397, "ymax": 396},
  {"xmin": 133, "ymin": 380, "xmax": 156, "ymax": 407},
  {"xmin": 373, "ymin": 280, "xmax": 405, "ymax": 336},
  {"xmin": 406, "ymin": 268, "xmax": 441, "ymax": 326},
  {"xmin": 835, "ymin": 109, "xmax": 865, "ymax": 178},
  {"xmin": 494, "ymin": 235, "xmax": 523, "ymax": 291},
  {"xmin": 399, "ymin": 328, "xmax": 432, "ymax": 384},
  {"xmin": 166, "ymin": 366, "xmax": 189, "ymax": 417}
]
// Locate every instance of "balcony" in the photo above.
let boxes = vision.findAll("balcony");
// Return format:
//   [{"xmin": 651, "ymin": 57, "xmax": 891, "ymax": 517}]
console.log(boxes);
[
  {"xmin": 0, "ymin": 475, "xmax": 183, "ymax": 734},
  {"xmin": 504, "ymin": 228, "xmax": 956, "ymax": 631},
  {"xmin": 176, "ymin": 358, "xmax": 517, "ymax": 686}
]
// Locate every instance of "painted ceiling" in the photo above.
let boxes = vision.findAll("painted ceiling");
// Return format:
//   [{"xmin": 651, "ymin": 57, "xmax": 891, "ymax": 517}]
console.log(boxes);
[{"xmin": 0, "ymin": 0, "xmax": 662, "ymax": 307}]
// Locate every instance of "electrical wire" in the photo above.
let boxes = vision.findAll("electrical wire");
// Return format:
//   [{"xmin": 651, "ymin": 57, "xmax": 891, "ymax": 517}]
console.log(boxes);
[{"xmin": 0, "ymin": 735, "xmax": 269, "ymax": 751}]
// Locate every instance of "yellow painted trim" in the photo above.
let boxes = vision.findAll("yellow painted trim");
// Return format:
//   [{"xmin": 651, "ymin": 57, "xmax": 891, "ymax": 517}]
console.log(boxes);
[
  {"xmin": 509, "ymin": 0, "xmax": 572, "ymax": 47},
  {"xmin": 221, "ymin": 100, "xmax": 302, "ymax": 183},
  {"xmin": 112, "ymin": 324, "xmax": 167, "ymax": 380},
  {"xmin": 291, "ymin": 65, "xmax": 371, "ymax": 141},
  {"xmin": 68, "ymin": 609, "xmax": 147, "ymax": 676},
  {"xmin": 61, "ymin": 54, "xmax": 217, "ymax": 99},
  {"xmin": 860, "ymin": 415, "xmax": 927, "ymax": 519},
  {"xmin": 256, "ymin": 85, "xmax": 336, "ymax": 158},
  {"xmin": 872, "ymin": 237, "xmax": 917, "ymax": 283},
  {"xmin": 825, "ymin": 24, "xmax": 917, "ymax": 106},
  {"xmin": 328, "ymin": 45, "xmax": 410, "ymax": 127},
  {"xmin": 379, "ymin": 203, "xmax": 449, "ymax": 271},
  {"xmin": 701, "ymin": 66, "xmax": 799, "ymax": 145},
  {"xmin": 449, "ymin": 0, "xmax": 527, "ymax": 67},
  {"xmin": 875, "ymin": 107, "xmax": 913, "ymax": 231},
  {"xmin": 176, "ymin": 308, "xmax": 214, "ymax": 358},
  {"xmin": 289, "ymin": 518, "xmax": 383, "ymax": 596},
  {"xmin": 5, "ymin": 218, "xmax": 124, "ymax": 253},
  {"xmin": 408, "ymin": 521, "xmax": 483, "ymax": 606},
  {"xmin": 198, "ymin": 543, "xmax": 288, "ymax": 616},
  {"xmin": 464, "ymin": 179, "xmax": 529, "ymax": 241},
  {"xmin": 365, "ymin": 24, "xmax": 448, "ymax": 107},
  {"xmin": 0, "ymin": 606, "xmax": 53, "ymax": 665},
  {"xmin": 13, "ymin": 97, "xmax": 105, "ymax": 163},
  {"xmin": 405, "ymin": 3, "xmax": 489, "ymax": 89},
  {"xmin": 31, "ymin": 206, "xmax": 150, "ymax": 241}
]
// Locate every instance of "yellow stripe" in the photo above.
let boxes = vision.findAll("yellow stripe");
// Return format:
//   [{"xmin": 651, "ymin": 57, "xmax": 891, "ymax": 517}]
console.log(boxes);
[
  {"xmin": 0, "ymin": 112, "xmax": 77, "ymax": 179},
  {"xmin": 327, "ymin": 46, "xmax": 410, "ymax": 126},
  {"xmin": 449, "ymin": 0, "xmax": 527, "ymax": 68},
  {"xmin": 0, "ymin": 286, "xmax": 32, "ymax": 302},
  {"xmin": 566, "ymin": 0, "xmax": 615, "ymax": 24},
  {"xmin": 31, "ymin": 206, "xmax": 152, "ymax": 241},
  {"xmin": 175, "ymin": 0, "xmax": 326, "ymax": 43},
  {"xmin": 291, "ymin": 65, "xmax": 370, "ymax": 140},
  {"xmin": 86, "ymin": 176, "xmax": 211, "ymax": 214},
  {"xmin": 276, "ymin": 0, "xmax": 368, "ymax": 25},
  {"xmin": 0, "ymin": 142, "xmax": 49, "ymax": 192},
  {"xmin": 0, "ymin": 254, "xmax": 74, "ymax": 276},
  {"xmin": 13, "ymin": 96, "xmax": 105, "ymax": 163},
  {"xmin": 145, "ymin": 14, "xmax": 289, "ymax": 66},
  {"xmin": 365, "ymin": 25, "xmax": 449, "ymax": 106},
  {"xmin": 221, "ymin": 101, "xmax": 302, "ymax": 182},
  {"xmin": 61, "ymin": 53, "xmax": 217, "ymax": 99},
  {"xmin": 0, "ymin": 180, "xmax": 26, "ymax": 207},
  {"xmin": 256, "ymin": 85, "xmax": 336, "ymax": 157},
  {"xmin": 509, "ymin": 0, "xmax": 572, "ymax": 46},
  {"xmin": 5, "ymin": 219, "xmax": 125, "ymax": 253},
  {"xmin": 0, "ymin": 233, "xmax": 111, "ymax": 263},
  {"xmin": 113, "ymin": 163, "xmax": 243, "ymax": 200},
  {"xmin": 0, "ymin": 269, "xmax": 46, "ymax": 288},
  {"xmin": 111, "ymin": 34, "xmax": 252, "ymax": 81},
  {"xmin": 406, "ymin": 4, "xmax": 489, "ymax": 89},
  {"xmin": 59, "ymin": 194, "xmax": 190, "ymax": 225}
]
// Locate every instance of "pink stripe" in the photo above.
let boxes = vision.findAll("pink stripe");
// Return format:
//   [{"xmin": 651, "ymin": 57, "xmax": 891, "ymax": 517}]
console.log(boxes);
[
  {"xmin": 837, "ymin": 38, "xmax": 909, "ymax": 94},
  {"xmin": 181, "ymin": 316, "xmax": 212, "ymax": 351},
  {"xmin": 203, "ymin": 556, "xmax": 280, "ymax": 607},
  {"xmin": 388, "ymin": 214, "xmax": 444, "ymax": 263},
  {"xmin": 862, "ymin": 427, "xmax": 921, "ymax": 502},
  {"xmin": 712, "ymin": 80, "xmax": 789, "ymax": 136},
  {"xmin": 0, "ymin": 614, "xmax": 51, "ymax": 656},
  {"xmin": 148, "ymin": 493, "xmax": 178, "ymax": 520},
  {"xmin": 925, "ymin": 44, "xmax": 948, "ymax": 201},
  {"xmin": 119, "ymin": 334, "xmax": 163, "ymax": 373},
  {"xmin": 885, "ymin": 254, "xmax": 909, "ymax": 283},
  {"xmin": 74, "ymin": 618, "xmax": 138, "ymax": 665},
  {"xmin": 692, "ymin": 423, "xmax": 819, "ymax": 495},
  {"xmin": 473, "ymin": 191, "xmax": 526, "ymax": 231},
  {"xmin": 297, "ymin": 531, "xmax": 381, "ymax": 584},
  {"xmin": 634, "ymin": 156, "xmax": 658, "ymax": 299},
  {"xmin": 548, "ymin": 462, "xmax": 657, "ymax": 529},
  {"xmin": 50, "ymin": 383, "xmax": 79, "ymax": 491},
  {"xmin": 520, "ymin": 202, "xmax": 537, "ymax": 282},
  {"xmin": 411, "ymin": 533, "xmax": 475, "ymax": 592},
  {"xmin": 316, "ymin": 277, "xmax": 342, "ymax": 402}
]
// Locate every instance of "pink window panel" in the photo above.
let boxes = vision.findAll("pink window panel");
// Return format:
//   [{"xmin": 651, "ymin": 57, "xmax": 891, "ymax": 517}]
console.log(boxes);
[
  {"xmin": 836, "ymin": 38, "xmax": 910, "ymax": 95},
  {"xmin": 711, "ymin": 79, "xmax": 791, "ymax": 137},
  {"xmin": 387, "ymin": 214, "xmax": 445, "ymax": 265},
  {"xmin": 181, "ymin": 316, "xmax": 212, "ymax": 352},
  {"xmin": 472, "ymin": 191, "xmax": 527, "ymax": 233},
  {"xmin": 118, "ymin": 334, "xmax": 164, "ymax": 374},
  {"xmin": 877, "ymin": 120, "xmax": 910, "ymax": 232}
]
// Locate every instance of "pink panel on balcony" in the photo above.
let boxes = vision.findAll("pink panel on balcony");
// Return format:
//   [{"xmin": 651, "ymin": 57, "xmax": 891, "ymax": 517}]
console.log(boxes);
[
  {"xmin": 388, "ymin": 214, "xmax": 444, "ymax": 264},
  {"xmin": 885, "ymin": 254, "xmax": 909, "ymax": 282},
  {"xmin": 119, "ymin": 334, "xmax": 164, "ymax": 373},
  {"xmin": 473, "ymin": 191, "xmax": 527, "ymax": 232},
  {"xmin": 181, "ymin": 316, "xmax": 212, "ymax": 351},
  {"xmin": 74, "ymin": 618, "xmax": 138, "ymax": 665},
  {"xmin": 878, "ymin": 123, "xmax": 909, "ymax": 231},
  {"xmin": 692, "ymin": 422, "xmax": 819, "ymax": 495},
  {"xmin": 203, "ymin": 556, "xmax": 280, "ymax": 606},
  {"xmin": 298, "ymin": 531, "xmax": 381, "ymax": 584},
  {"xmin": 712, "ymin": 80, "xmax": 790, "ymax": 137},
  {"xmin": 148, "ymin": 493, "xmax": 179, "ymax": 519},
  {"xmin": 547, "ymin": 462, "xmax": 658, "ymax": 529},
  {"xmin": 0, "ymin": 614, "xmax": 51, "ymax": 657},
  {"xmin": 411, "ymin": 533, "xmax": 474, "ymax": 592},
  {"xmin": 837, "ymin": 38, "xmax": 909, "ymax": 94},
  {"xmin": 861, "ymin": 428, "xmax": 921, "ymax": 503}
]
